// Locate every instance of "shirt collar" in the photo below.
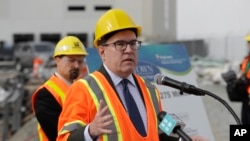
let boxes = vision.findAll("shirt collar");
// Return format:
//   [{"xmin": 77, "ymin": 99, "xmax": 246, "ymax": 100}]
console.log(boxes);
[
  {"xmin": 103, "ymin": 64, "xmax": 135, "ymax": 87},
  {"xmin": 54, "ymin": 71, "xmax": 72, "ymax": 86}
]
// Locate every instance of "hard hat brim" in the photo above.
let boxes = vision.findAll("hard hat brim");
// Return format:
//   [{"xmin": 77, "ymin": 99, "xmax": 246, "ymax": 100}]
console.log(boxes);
[{"xmin": 93, "ymin": 26, "xmax": 142, "ymax": 48}]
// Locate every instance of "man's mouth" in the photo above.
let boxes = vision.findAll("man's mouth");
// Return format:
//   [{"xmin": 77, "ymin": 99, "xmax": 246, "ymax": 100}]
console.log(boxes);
[{"xmin": 123, "ymin": 58, "xmax": 133, "ymax": 62}]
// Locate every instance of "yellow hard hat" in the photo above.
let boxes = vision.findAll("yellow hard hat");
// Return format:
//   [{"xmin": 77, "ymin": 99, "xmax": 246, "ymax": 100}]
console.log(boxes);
[
  {"xmin": 93, "ymin": 8, "xmax": 142, "ymax": 47},
  {"xmin": 245, "ymin": 34, "xmax": 250, "ymax": 41},
  {"xmin": 53, "ymin": 36, "xmax": 88, "ymax": 58}
]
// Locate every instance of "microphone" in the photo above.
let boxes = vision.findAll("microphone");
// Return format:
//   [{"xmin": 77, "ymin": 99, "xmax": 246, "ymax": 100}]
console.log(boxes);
[
  {"xmin": 155, "ymin": 73, "xmax": 242, "ymax": 125},
  {"xmin": 158, "ymin": 111, "xmax": 192, "ymax": 141},
  {"xmin": 154, "ymin": 73, "xmax": 205, "ymax": 96}
]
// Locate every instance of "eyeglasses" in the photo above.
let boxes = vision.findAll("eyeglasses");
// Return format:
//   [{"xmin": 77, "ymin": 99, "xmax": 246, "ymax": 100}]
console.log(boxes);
[
  {"xmin": 102, "ymin": 40, "xmax": 142, "ymax": 51},
  {"xmin": 65, "ymin": 56, "xmax": 87, "ymax": 65}
]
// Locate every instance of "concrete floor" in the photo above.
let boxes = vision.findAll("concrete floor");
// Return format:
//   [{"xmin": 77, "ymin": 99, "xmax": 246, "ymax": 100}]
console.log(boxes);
[{"xmin": 199, "ymin": 80, "xmax": 242, "ymax": 141}]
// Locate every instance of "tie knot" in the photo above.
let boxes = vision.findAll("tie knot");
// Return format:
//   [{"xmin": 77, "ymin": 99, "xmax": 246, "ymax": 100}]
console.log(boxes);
[{"xmin": 121, "ymin": 79, "xmax": 129, "ymax": 86}]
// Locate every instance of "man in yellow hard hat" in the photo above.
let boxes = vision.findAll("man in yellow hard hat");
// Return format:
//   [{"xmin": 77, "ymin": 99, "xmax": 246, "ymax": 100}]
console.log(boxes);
[
  {"xmin": 32, "ymin": 36, "xmax": 88, "ymax": 141},
  {"xmin": 57, "ymin": 9, "xmax": 209, "ymax": 141}
]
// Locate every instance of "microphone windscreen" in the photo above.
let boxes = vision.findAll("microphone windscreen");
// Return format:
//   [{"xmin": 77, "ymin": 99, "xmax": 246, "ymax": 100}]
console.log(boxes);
[
  {"xmin": 154, "ymin": 73, "xmax": 163, "ymax": 84},
  {"xmin": 158, "ymin": 111, "xmax": 167, "ymax": 121}
]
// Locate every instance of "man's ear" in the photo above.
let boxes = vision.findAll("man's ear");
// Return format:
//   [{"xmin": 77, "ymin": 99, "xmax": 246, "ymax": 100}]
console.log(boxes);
[
  {"xmin": 98, "ymin": 47, "xmax": 105, "ymax": 57},
  {"xmin": 54, "ymin": 57, "xmax": 60, "ymax": 64}
]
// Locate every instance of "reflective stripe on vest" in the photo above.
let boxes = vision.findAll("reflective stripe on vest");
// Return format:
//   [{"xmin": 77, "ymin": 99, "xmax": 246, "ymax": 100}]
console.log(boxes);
[
  {"xmin": 37, "ymin": 124, "xmax": 47, "ymax": 141},
  {"xmin": 59, "ymin": 73, "xmax": 120, "ymax": 141},
  {"xmin": 136, "ymin": 76, "xmax": 160, "ymax": 129},
  {"xmin": 59, "ymin": 72, "xmax": 160, "ymax": 141},
  {"xmin": 59, "ymin": 120, "xmax": 86, "ymax": 135},
  {"xmin": 36, "ymin": 78, "xmax": 66, "ymax": 141},
  {"xmin": 45, "ymin": 80, "xmax": 65, "ymax": 105}
]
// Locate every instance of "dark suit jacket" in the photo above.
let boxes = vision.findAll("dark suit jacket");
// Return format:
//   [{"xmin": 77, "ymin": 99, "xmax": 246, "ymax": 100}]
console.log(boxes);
[{"xmin": 34, "ymin": 87, "xmax": 62, "ymax": 141}]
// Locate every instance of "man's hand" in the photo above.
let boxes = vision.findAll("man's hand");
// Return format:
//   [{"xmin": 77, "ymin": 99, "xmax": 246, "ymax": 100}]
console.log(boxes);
[
  {"xmin": 190, "ymin": 135, "xmax": 209, "ymax": 141},
  {"xmin": 89, "ymin": 100, "xmax": 113, "ymax": 139}
]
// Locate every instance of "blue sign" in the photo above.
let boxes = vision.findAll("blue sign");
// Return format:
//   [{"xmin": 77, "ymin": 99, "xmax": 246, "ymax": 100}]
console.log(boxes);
[{"xmin": 86, "ymin": 44, "xmax": 191, "ymax": 82}]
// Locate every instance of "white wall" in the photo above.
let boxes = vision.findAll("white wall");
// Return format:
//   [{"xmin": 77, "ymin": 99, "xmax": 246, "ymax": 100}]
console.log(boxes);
[
  {"xmin": 1, "ymin": 0, "xmax": 250, "ymax": 61},
  {"xmin": 0, "ymin": 0, "xmax": 167, "ymax": 46},
  {"xmin": 0, "ymin": 0, "xmax": 116, "ymax": 46}
]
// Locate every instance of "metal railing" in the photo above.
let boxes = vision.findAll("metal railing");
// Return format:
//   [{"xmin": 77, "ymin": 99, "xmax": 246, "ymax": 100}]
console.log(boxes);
[{"xmin": 0, "ymin": 73, "xmax": 29, "ymax": 141}]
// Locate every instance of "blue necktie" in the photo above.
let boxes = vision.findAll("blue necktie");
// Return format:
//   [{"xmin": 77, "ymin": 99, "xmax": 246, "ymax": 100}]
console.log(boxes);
[{"xmin": 121, "ymin": 79, "xmax": 146, "ymax": 136}]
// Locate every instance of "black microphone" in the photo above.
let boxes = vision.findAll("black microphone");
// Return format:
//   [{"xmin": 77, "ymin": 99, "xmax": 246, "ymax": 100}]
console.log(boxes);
[
  {"xmin": 158, "ymin": 111, "xmax": 192, "ymax": 141},
  {"xmin": 154, "ymin": 73, "xmax": 205, "ymax": 96}
]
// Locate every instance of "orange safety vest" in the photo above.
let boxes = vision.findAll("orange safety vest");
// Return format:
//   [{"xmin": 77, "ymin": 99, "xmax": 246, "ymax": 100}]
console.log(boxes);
[
  {"xmin": 32, "ymin": 74, "xmax": 69, "ymax": 141},
  {"xmin": 57, "ymin": 71, "xmax": 162, "ymax": 141},
  {"xmin": 241, "ymin": 56, "xmax": 250, "ymax": 95}
]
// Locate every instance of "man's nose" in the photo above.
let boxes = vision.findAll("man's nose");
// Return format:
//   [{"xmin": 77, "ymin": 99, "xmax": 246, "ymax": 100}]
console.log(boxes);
[
  {"xmin": 124, "ymin": 44, "xmax": 134, "ymax": 52},
  {"xmin": 73, "ymin": 61, "xmax": 81, "ymax": 68}
]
